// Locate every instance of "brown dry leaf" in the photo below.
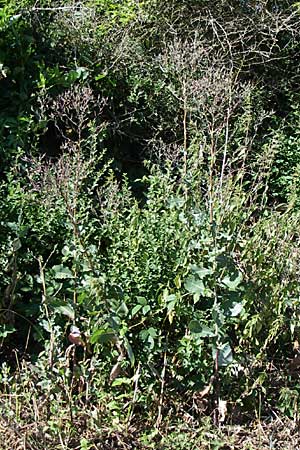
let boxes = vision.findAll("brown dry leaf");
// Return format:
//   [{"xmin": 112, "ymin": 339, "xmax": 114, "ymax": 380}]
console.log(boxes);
[
  {"xmin": 109, "ymin": 362, "xmax": 122, "ymax": 382},
  {"xmin": 293, "ymin": 340, "xmax": 299, "ymax": 352},
  {"xmin": 199, "ymin": 383, "xmax": 212, "ymax": 399}
]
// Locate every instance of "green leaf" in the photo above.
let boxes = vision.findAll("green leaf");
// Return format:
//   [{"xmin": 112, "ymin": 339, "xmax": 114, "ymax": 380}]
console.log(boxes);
[
  {"xmin": 168, "ymin": 196, "xmax": 185, "ymax": 208},
  {"xmin": 221, "ymin": 272, "xmax": 242, "ymax": 291},
  {"xmin": 111, "ymin": 377, "xmax": 132, "ymax": 386},
  {"xmin": 124, "ymin": 338, "xmax": 135, "ymax": 366},
  {"xmin": 212, "ymin": 305, "xmax": 225, "ymax": 327},
  {"xmin": 189, "ymin": 319, "xmax": 202, "ymax": 333},
  {"xmin": 184, "ymin": 276, "xmax": 205, "ymax": 295},
  {"xmin": 189, "ymin": 320, "xmax": 215, "ymax": 337},
  {"xmin": 190, "ymin": 265, "xmax": 213, "ymax": 279},
  {"xmin": 0, "ymin": 324, "xmax": 16, "ymax": 338},
  {"xmin": 65, "ymin": 67, "xmax": 89, "ymax": 85},
  {"xmin": 12, "ymin": 238, "xmax": 21, "ymax": 252},
  {"xmin": 214, "ymin": 343, "xmax": 233, "ymax": 367},
  {"xmin": 142, "ymin": 305, "xmax": 151, "ymax": 314},
  {"xmin": 131, "ymin": 304, "xmax": 143, "ymax": 316},
  {"xmin": 136, "ymin": 296, "xmax": 147, "ymax": 305},
  {"xmin": 52, "ymin": 265, "xmax": 74, "ymax": 279},
  {"xmin": 95, "ymin": 72, "xmax": 107, "ymax": 81},
  {"xmin": 117, "ymin": 301, "xmax": 129, "ymax": 316},
  {"xmin": 229, "ymin": 302, "xmax": 243, "ymax": 317},
  {"xmin": 90, "ymin": 329, "xmax": 116, "ymax": 344},
  {"xmin": 148, "ymin": 327, "xmax": 157, "ymax": 338},
  {"xmin": 53, "ymin": 304, "xmax": 75, "ymax": 320}
]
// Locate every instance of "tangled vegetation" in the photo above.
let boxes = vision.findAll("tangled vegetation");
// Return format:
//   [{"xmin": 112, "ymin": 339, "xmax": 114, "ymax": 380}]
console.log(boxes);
[{"xmin": 1, "ymin": 0, "xmax": 300, "ymax": 448}]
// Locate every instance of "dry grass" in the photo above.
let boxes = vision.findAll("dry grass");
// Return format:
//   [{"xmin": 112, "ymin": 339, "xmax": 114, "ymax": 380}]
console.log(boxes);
[{"xmin": 1, "ymin": 411, "xmax": 300, "ymax": 450}]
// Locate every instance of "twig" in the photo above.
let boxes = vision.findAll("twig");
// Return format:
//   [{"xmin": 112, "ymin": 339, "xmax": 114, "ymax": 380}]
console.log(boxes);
[
  {"xmin": 127, "ymin": 362, "xmax": 141, "ymax": 425},
  {"xmin": 156, "ymin": 344, "xmax": 168, "ymax": 428}
]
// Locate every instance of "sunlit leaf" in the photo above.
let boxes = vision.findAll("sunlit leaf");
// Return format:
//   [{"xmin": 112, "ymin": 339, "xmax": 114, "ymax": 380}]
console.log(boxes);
[
  {"xmin": 53, "ymin": 304, "xmax": 75, "ymax": 320},
  {"xmin": 221, "ymin": 273, "xmax": 243, "ymax": 291},
  {"xmin": 90, "ymin": 329, "xmax": 116, "ymax": 344},
  {"xmin": 184, "ymin": 276, "xmax": 205, "ymax": 295},
  {"xmin": 190, "ymin": 265, "xmax": 213, "ymax": 279},
  {"xmin": 52, "ymin": 265, "xmax": 74, "ymax": 279}
]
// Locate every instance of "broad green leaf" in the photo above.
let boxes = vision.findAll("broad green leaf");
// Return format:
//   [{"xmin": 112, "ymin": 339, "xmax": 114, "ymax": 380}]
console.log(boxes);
[
  {"xmin": 190, "ymin": 265, "xmax": 213, "ymax": 279},
  {"xmin": 136, "ymin": 296, "xmax": 147, "ymax": 305},
  {"xmin": 148, "ymin": 327, "xmax": 157, "ymax": 338},
  {"xmin": 189, "ymin": 320, "xmax": 215, "ymax": 337},
  {"xmin": 142, "ymin": 305, "xmax": 151, "ymax": 314},
  {"xmin": 118, "ymin": 301, "xmax": 129, "ymax": 316},
  {"xmin": 53, "ymin": 304, "xmax": 75, "ymax": 320},
  {"xmin": 131, "ymin": 304, "xmax": 143, "ymax": 316},
  {"xmin": 221, "ymin": 272, "xmax": 242, "ymax": 291},
  {"xmin": 165, "ymin": 294, "xmax": 177, "ymax": 303},
  {"xmin": 184, "ymin": 276, "xmax": 205, "ymax": 295},
  {"xmin": 189, "ymin": 319, "xmax": 202, "ymax": 333},
  {"xmin": 214, "ymin": 343, "xmax": 233, "ymax": 367},
  {"xmin": 229, "ymin": 302, "xmax": 243, "ymax": 317},
  {"xmin": 90, "ymin": 329, "xmax": 116, "ymax": 344},
  {"xmin": 52, "ymin": 265, "xmax": 74, "ymax": 279}
]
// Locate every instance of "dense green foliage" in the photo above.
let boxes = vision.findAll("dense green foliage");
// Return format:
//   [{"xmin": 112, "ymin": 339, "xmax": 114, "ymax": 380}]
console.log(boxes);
[{"xmin": 1, "ymin": 0, "xmax": 300, "ymax": 447}]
